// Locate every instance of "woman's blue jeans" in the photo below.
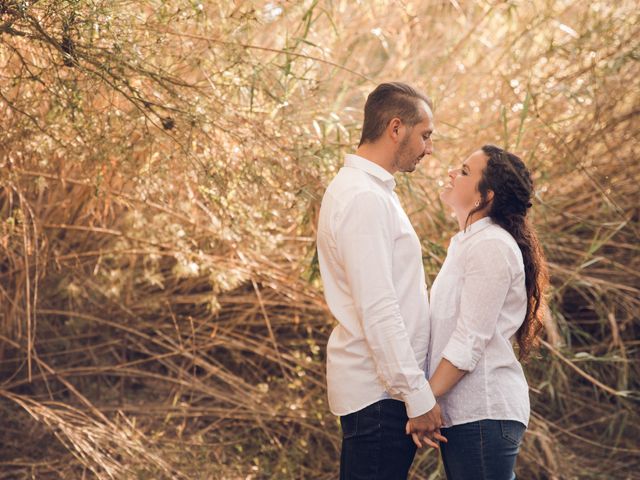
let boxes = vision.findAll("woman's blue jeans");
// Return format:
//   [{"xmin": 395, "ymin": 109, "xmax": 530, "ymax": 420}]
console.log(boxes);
[
  {"xmin": 339, "ymin": 399, "xmax": 416, "ymax": 480},
  {"xmin": 440, "ymin": 419, "xmax": 526, "ymax": 480}
]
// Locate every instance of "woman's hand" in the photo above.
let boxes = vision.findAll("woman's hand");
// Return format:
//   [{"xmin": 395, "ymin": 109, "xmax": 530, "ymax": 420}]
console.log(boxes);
[{"xmin": 405, "ymin": 418, "xmax": 448, "ymax": 449}]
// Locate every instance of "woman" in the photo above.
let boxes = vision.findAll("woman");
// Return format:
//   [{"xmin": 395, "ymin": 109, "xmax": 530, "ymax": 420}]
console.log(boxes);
[{"xmin": 410, "ymin": 145, "xmax": 548, "ymax": 479}]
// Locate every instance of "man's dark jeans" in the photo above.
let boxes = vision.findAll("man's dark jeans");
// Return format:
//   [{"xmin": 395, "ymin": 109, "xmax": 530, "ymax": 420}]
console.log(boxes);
[
  {"xmin": 339, "ymin": 399, "xmax": 416, "ymax": 480},
  {"xmin": 440, "ymin": 419, "xmax": 526, "ymax": 480}
]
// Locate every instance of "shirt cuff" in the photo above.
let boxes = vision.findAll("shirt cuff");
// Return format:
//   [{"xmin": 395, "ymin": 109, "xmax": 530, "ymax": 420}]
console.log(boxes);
[
  {"xmin": 441, "ymin": 332, "xmax": 480, "ymax": 372},
  {"xmin": 403, "ymin": 384, "xmax": 436, "ymax": 418}
]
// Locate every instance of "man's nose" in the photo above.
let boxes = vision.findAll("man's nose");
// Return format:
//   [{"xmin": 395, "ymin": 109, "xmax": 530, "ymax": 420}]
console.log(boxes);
[{"xmin": 424, "ymin": 138, "xmax": 433, "ymax": 155}]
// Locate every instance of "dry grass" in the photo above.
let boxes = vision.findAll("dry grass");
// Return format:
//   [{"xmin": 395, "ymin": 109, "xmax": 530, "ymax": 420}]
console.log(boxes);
[{"xmin": 0, "ymin": 0, "xmax": 638, "ymax": 478}]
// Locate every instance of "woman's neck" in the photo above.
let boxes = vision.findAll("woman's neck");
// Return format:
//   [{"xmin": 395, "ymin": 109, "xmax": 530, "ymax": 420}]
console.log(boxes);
[{"xmin": 455, "ymin": 209, "xmax": 489, "ymax": 231}]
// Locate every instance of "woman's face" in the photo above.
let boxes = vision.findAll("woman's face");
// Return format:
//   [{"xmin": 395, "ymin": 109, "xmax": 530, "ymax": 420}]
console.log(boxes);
[{"xmin": 440, "ymin": 150, "xmax": 488, "ymax": 213}]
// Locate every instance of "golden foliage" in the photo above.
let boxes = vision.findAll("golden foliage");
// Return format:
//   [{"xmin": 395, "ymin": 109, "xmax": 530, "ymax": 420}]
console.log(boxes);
[{"xmin": 0, "ymin": 0, "xmax": 638, "ymax": 478}]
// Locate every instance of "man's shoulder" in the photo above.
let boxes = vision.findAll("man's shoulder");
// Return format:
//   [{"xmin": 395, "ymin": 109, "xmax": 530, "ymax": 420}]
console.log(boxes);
[
  {"xmin": 325, "ymin": 167, "xmax": 389, "ymax": 202},
  {"xmin": 327, "ymin": 165, "xmax": 368, "ymax": 187}
]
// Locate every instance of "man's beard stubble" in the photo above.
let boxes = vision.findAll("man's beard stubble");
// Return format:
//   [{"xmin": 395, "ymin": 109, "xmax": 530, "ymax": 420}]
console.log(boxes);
[{"xmin": 393, "ymin": 135, "xmax": 418, "ymax": 173}]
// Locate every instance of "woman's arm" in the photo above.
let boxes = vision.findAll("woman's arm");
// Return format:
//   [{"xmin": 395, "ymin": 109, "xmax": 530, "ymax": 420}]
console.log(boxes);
[
  {"xmin": 429, "ymin": 358, "xmax": 467, "ymax": 398},
  {"xmin": 436, "ymin": 239, "xmax": 513, "ymax": 382}
]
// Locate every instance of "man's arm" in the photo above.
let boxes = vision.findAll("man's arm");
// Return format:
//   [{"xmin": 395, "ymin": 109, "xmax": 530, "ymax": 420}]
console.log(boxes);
[{"xmin": 335, "ymin": 190, "xmax": 438, "ymax": 420}]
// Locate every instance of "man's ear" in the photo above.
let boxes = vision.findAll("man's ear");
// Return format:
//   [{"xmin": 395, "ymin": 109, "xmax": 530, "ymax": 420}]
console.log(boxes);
[{"xmin": 388, "ymin": 117, "xmax": 402, "ymax": 142}]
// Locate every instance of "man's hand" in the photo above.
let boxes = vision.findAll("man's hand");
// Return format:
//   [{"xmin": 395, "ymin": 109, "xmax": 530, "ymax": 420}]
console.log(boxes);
[{"xmin": 405, "ymin": 403, "xmax": 447, "ymax": 449}]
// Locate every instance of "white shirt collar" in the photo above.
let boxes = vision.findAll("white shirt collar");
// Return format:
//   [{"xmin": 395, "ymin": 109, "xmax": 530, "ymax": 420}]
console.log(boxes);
[
  {"xmin": 452, "ymin": 216, "xmax": 494, "ymax": 244},
  {"xmin": 344, "ymin": 154, "xmax": 396, "ymax": 189}
]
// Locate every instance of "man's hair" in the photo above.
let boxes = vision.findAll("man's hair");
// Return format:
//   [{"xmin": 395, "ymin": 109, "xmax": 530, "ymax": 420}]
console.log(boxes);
[{"xmin": 359, "ymin": 82, "xmax": 432, "ymax": 146}]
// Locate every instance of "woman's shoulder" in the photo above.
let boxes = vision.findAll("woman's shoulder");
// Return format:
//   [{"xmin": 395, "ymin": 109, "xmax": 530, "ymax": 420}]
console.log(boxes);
[
  {"xmin": 467, "ymin": 224, "xmax": 523, "ymax": 264},
  {"xmin": 485, "ymin": 223, "xmax": 518, "ymax": 244}
]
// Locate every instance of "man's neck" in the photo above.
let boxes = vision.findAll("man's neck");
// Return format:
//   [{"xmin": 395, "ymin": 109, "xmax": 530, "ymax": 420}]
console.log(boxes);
[{"xmin": 355, "ymin": 144, "xmax": 396, "ymax": 174}]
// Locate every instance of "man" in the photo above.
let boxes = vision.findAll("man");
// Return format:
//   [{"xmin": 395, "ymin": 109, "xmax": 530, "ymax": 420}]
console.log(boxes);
[{"xmin": 317, "ymin": 82, "xmax": 444, "ymax": 479}]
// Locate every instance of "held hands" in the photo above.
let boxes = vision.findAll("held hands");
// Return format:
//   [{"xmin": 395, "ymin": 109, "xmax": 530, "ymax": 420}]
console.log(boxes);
[{"xmin": 405, "ymin": 403, "xmax": 448, "ymax": 449}]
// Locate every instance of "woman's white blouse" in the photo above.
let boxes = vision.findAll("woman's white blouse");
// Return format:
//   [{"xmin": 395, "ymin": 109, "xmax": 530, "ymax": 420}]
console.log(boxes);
[{"xmin": 428, "ymin": 217, "xmax": 530, "ymax": 428}]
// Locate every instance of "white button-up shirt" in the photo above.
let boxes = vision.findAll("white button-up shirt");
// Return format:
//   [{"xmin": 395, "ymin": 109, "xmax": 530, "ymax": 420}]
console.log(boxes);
[
  {"xmin": 428, "ymin": 217, "xmax": 530, "ymax": 427},
  {"xmin": 317, "ymin": 154, "xmax": 435, "ymax": 418}
]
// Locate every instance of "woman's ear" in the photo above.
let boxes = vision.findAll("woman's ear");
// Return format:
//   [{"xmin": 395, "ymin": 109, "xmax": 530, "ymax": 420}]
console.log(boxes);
[{"xmin": 486, "ymin": 190, "xmax": 495, "ymax": 204}]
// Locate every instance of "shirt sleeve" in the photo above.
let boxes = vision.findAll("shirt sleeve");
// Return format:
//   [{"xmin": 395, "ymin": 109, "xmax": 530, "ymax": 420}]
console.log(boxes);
[
  {"xmin": 441, "ymin": 238, "xmax": 513, "ymax": 372},
  {"xmin": 335, "ymin": 190, "xmax": 435, "ymax": 418}
]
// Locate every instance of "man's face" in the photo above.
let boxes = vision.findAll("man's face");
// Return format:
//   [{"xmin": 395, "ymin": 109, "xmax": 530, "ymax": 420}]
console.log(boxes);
[{"xmin": 393, "ymin": 102, "xmax": 434, "ymax": 173}]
